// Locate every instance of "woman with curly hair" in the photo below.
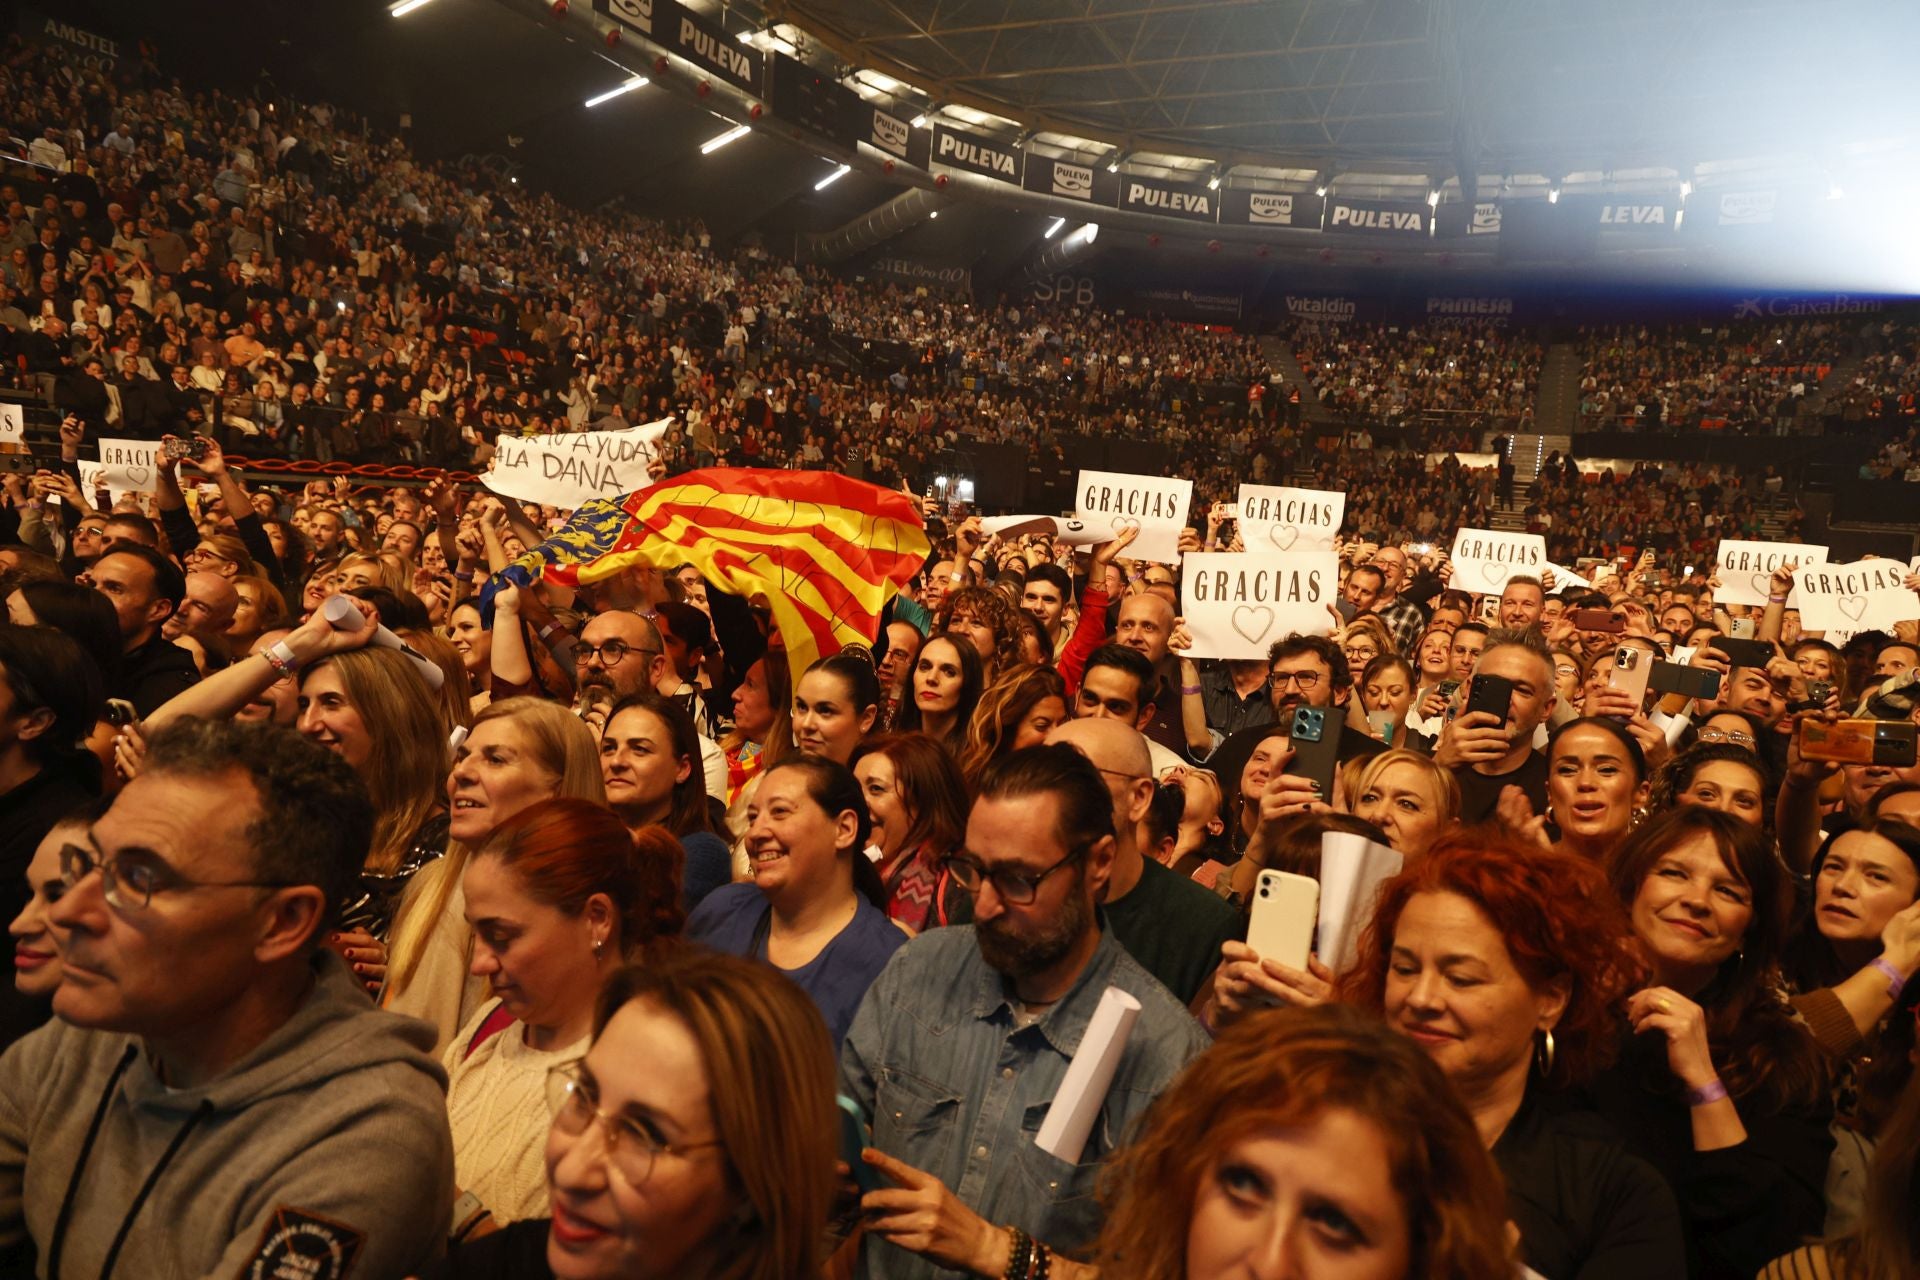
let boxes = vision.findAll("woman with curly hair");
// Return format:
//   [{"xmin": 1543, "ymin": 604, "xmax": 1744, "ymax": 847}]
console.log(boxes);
[
  {"xmin": 957, "ymin": 663, "xmax": 1067, "ymax": 782},
  {"xmin": 1649, "ymin": 740, "xmax": 1771, "ymax": 828},
  {"xmin": 1093, "ymin": 1004, "xmax": 1514, "ymax": 1280},
  {"xmin": 1339, "ymin": 832, "xmax": 1685, "ymax": 1278},
  {"xmin": 934, "ymin": 584, "xmax": 1022, "ymax": 680},
  {"xmin": 1594, "ymin": 806, "xmax": 1833, "ymax": 1279}
]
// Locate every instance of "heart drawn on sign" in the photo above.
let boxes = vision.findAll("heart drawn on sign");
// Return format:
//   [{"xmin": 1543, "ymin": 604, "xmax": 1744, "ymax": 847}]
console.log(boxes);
[
  {"xmin": 124, "ymin": 467, "xmax": 152, "ymax": 488},
  {"xmin": 1838, "ymin": 595, "xmax": 1868, "ymax": 622},
  {"xmin": 1749, "ymin": 573, "xmax": 1773, "ymax": 600},
  {"xmin": 1109, "ymin": 516, "xmax": 1142, "ymax": 537},
  {"xmin": 1231, "ymin": 605, "xmax": 1275, "ymax": 645},
  {"xmin": 1480, "ymin": 562, "xmax": 1506, "ymax": 587},
  {"xmin": 1267, "ymin": 524, "xmax": 1301, "ymax": 552}
]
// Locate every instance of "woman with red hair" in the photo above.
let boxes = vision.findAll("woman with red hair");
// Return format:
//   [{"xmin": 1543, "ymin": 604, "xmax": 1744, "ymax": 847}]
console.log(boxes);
[
  {"xmin": 1342, "ymin": 832, "xmax": 1685, "ymax": 1279},
  {"xmin": 1093, "ymin": 1004, "xmax": 1513, "ymax": 1280},
  {"xmin": 442, "ymin": 798, "xmax": 686, "ymax": 1238}
]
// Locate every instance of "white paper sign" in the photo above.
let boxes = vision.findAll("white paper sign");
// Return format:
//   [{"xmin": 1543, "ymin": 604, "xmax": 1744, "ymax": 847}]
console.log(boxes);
[
  {"xmin": 1450, "ymin": 528, "xmax": 1546, "ymax": 594},
  {"xmin": 481, "ymin": 419, "xmax": 670, "ymax": 508},
  {"xmin": 1075, "ymin": 469, "xmax": 1193, "ymax": 565},
  {"xmin": 0, "ymin": 402, "xmax": 22, "ymax": 444},
  {"xmin": 1547, "ymin": 561, "xmax": 1593, "ymax": 591},
  {"xmin": 1715, "ymin": 538, "xmax": 1829, "ymax": 608},
  {"xmin": 1181, "ymin": 551, "xmax": 1339, "ymax": 659},
  {"xmin": 1034, "ymin": 986, "xmax": 1140, "ymax": 1164},
  {"xmin": 97, "ymin": 437, "xmax": 161, "ymax": 493},
  {"xmin": 1236, "ymin": 484, "xmax": 1344, "ymax": 552},
  {"xmin": 1794, "ymin": 559, "xmax": 1920, "ymax": 632},
  {"xmin": 979, "ymin": 514, "xmax": 1106, "ymax": 547},
  {"xmin": 1316, "ymin": 832, "xmax": 1404, "ymax": 976}
]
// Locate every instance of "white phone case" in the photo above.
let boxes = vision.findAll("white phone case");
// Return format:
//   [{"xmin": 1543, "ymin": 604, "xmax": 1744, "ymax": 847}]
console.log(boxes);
[{"xmin": 1246, "ymin": 869, "xmax": 1319, "ymax": 972}]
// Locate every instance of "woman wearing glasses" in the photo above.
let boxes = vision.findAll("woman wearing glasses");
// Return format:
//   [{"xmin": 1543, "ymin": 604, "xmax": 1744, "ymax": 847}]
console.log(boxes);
[
  {"xmin": 687, "ymin": 756, "xmax": 905, "ymax": 1045},
  {"xmin": 443, "ymin": 799, "xmax": 683, "ymax": 1234},
  {"xmin": 429, "ymin": 948, "xmax": 840, "ymax": 1280}
]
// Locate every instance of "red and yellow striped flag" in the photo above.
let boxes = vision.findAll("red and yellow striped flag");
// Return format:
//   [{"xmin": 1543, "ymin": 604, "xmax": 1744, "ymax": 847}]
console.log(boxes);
[{"xmin": 487, "ymin": 468, "xmax": 930, "ymax": 682}]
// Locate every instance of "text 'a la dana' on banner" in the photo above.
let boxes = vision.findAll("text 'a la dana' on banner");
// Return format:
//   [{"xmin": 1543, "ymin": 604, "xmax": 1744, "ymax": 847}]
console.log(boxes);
[
  {"xmin": 979, "ymin": 514, "xmax": 1108, "ymax": 547},
  {"xmin": 97, "ymin": 437, "xmax": 161, "ymax": 493},
  {"xmin": 1075, "ymin": 470, "xmax": 1193, "ymax": 565},
  {"xmin": 481, "ymin": 419, "xmax": 671, "ymax": 508},
  {"xmin": 1449, "ymin": 528, "xmax": 1546, "ymax": 594},
  {"xmin": 1236, "ymin": 484, "xmax": 1344, "ymax": 553},
  {"xmin": 1714, "ymin": 538, "xmax": 1830, "ymax": 608},
  {"xmin": 1181, "ymin": 551, "xmax": 1339, "ymax": 660},
  {"xmin": 1793, "ymin": 559, "xmax": 1920, "ymax": 632}
]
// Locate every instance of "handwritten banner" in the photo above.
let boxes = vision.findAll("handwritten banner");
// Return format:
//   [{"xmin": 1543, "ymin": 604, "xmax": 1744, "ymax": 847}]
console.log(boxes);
[
  {"xmin": 1449, "ymin": 528, "xmax": 1546, "ymax": 594},
  {"xmin": 482, "ymin": 420, "xmax": 670, "ymax": 508},
  {"xmin": 1075, "ymin": 469, "xmax": 1193, "ymax": 565},
  {"xmin": 97, "ymin": 437, "xmax": 160, "ymax": 493},
  {"xmin": 1236, "ymin": 484, "xmax": 1344, "ymax": 553},
  {"xmin": 1181, "ymin": 551, "xmax": 1338, "ymax": 659},
  {"xmin": 1794, "ymin": 559, "xmax": 1920, "ymax": 632},
  {"xmin": 1715, "ymin": 538, "xmax": 1829, "ymax": 608}
]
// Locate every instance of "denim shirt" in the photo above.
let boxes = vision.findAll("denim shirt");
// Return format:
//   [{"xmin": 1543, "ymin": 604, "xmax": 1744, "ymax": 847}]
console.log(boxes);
[{"xmin": 839, "ymin": 923, "xmax": 1209, "ymax": 1279}]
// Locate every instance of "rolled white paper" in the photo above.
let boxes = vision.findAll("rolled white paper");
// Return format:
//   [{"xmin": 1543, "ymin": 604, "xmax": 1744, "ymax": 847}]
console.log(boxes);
[
  {"xmin": 1034, "ymin": 985, "xmax": 1140, "ymax": 1164},
  {"xmin": 1316, "ymin": 832, "xmax": 1404, "ymax": 976},
  {"xmin": 321, "ymin": 594, "xmax": 446, "ymax": 690}
]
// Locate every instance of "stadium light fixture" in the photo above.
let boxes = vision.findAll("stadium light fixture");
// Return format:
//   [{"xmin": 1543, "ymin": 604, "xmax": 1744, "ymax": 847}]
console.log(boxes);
[
  {"xmin": 700, "ymin": 124, "xmax": 751, "ymax": 154},
  {"xmin": 1427, "ymin": 189, "xmax": 1440, "ymax": 207},
  {"xmin": 389, "ymin": 0, "xmax": 436, "ymax": 15},
  {"xmin": 928, "ymin": 210, "xmax": 939, "ymax": 219},
  {"xmin": 1315, "ymin": 185, "xmax": 1328, "ymax": 197},
  {"xmin": 814, "ymin": 163, "xmax": 852, "ymax": 191},
  {"xmin": 1547, "ymin": 186, "xmax": 1560, "ymax": 204},
  {"xmin": 912, "ymin": 103, "xmax": 941, "ymax": 129},
  {"xmin": 1044, "ymin": 217, "xmax": 1066, "ymax": 238},
  {"xmin": 1076, "ymin": 222, "xmax": 1100, "ymax": 245},
  {"xmin": 1678, "ymin": 180, "xmax": 1693, "ymax": 199},
  {"xmin": 584, "ymin": 77, "xmax": 647, "ymax": 108}
]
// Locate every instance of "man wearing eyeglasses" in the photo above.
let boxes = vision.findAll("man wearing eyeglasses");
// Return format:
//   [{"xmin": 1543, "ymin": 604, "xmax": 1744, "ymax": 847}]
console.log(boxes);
[
  {"xmin": 574, "ymin": 609, "xmax": 672, "ymax": 725},
  {"xmin": 1203, "ymin": 633, "xmax": 1385, "ymax": 824},
  {"xmin": 0, "ymin": 718, "xmax": 453, "ymax": 1280},
  {"xmin": 840, "ymin": 744, "xmax": 1208, "ymax": 1280}
]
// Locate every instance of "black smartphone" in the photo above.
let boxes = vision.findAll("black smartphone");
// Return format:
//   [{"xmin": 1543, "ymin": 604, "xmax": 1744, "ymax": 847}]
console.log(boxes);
[
  {"xmin": 1465, "ymin": 673, "xmax": 1514, "ymax": 724},
  {"xmin": 1287, "ymin": 706, "xmax": 1341, "ymax": 801},
  {"xmin": 1649, "ymin": 661, "xmax": 1722, "ymax": 701},
  {"xmin": 1709, "ymin": 637, "xmax": 1773, "ymax": 670},
  {"xmin": 1569, "ymin": 608, "xmax": 1625, "ymax": 634}
]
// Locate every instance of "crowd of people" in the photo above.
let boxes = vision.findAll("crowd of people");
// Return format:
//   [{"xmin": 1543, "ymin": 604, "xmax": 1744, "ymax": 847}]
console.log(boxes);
[
  {"xmin": 5, "ymin": 25, "xmax": 1920, "ymax": 1280},
  {"xmin": 1288, "ymin": 319, "xmax": 1544, "ymax": 426},
  {"xmin": 1574, "ymin": 317, "xmax": 1849, "ymax": 434}
]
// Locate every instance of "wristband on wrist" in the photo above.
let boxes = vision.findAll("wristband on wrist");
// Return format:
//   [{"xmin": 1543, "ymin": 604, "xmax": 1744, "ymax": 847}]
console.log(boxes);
[
  {"xmin": 1180, "ymin": 684, "xmax": 1202, "ymax": 695},
  {"xmin": 262, "ymin": 640, "xmax": 300, "ymax": 679},
  {"xmin": 1685, "ymin": 1078, "xmax": 1730, "ymax": 1108},
  {"xmin": 1767, "ymin": 594, "xmax": 1788, "ymax": 603},
  {"xmin": 1868, "ymin": 956, "xmax": 1908, "ymax": 1001}
]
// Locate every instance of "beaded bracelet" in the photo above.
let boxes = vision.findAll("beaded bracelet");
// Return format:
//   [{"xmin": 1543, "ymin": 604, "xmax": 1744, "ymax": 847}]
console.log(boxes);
[
  {"xmin": 1002, "ymin": 1227, "xmax": 1033, "ymax": 1280},
  {"xmin": 1869, "ymin": 957, "xmax": 1908, "ymax": 1002},
  {"xmin": 261, "ymin": 641, "xmax": 300, "ymax": 680},
  {"xmin": 1685, "ymin": 1078, "xmax": 1729, "ymax": 1108}
]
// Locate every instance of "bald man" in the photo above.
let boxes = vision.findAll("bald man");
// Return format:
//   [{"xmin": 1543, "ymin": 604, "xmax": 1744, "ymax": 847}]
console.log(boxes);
[
  {"xmin": 163, "ymin": 571, "xmax": 240, "ymax": 672},
  {"xmin": 1046, "ymin": 718, "xmax": 1239, "ymax": 1004},
  {"xmin": 1112, "ymin": 593, "xmax": 1186, "ymax": 755}
]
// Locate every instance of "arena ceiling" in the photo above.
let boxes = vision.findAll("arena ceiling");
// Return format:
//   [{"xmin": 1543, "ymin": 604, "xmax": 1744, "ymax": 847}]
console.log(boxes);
[{"xmin": 744, "ymin": 0, "xmax": 1920, "ymax": 181}]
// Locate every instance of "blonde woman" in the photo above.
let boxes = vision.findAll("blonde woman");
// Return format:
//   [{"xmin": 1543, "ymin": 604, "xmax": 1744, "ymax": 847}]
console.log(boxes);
[{"xmin": 385, "ymin": 697, "xmax": 605, "ymax": 1053}]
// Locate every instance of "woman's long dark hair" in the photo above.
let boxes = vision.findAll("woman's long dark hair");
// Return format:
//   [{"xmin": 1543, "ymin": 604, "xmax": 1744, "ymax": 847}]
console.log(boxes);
[
  {"xmin": 605, "ymin": 691, "xmax": 717, "ymax": 837},
  {"xmin": 1608, "ymin": 807, "xmax": 1828, "ymax": 1110}
]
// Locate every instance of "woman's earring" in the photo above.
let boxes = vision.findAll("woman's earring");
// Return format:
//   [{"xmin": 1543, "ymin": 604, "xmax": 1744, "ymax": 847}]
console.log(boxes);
[{"xmin": 1535, "ymin": 1028, "xmax": 1556, "ymax": 1077}]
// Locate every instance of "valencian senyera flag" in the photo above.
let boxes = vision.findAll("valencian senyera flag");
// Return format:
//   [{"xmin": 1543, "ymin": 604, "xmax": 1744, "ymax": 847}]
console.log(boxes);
[{"xmin": 481, "ymin": 468, "xmax": 930, "ymax": 683}]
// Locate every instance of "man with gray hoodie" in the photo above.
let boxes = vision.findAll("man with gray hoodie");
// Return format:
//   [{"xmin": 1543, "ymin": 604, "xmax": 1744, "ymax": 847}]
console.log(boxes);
[{"xmin": 0, "ymin": 718, "xmax": 454, "ymax": 1280}]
